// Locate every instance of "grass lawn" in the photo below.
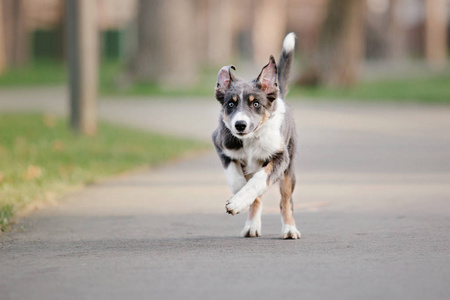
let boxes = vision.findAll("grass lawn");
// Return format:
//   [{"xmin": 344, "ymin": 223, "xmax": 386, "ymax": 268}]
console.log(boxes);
[
  {"xmin": 289, "ymin": 74, "xmax": 450, "ymax": 103},
  {"xmin": 0, "ymin": 113, "xmax": 208, "ymax": 231},
  {"xmin": 0, "ymin": 60, "xmax": 67, "ymax": 87},
  {"xmin": 99, "ymin": 62, "xmax": 215, "ymax": 97},
  {"xmin": 0, "ymin": 60, "xmax": 449, "ymax": 102}
]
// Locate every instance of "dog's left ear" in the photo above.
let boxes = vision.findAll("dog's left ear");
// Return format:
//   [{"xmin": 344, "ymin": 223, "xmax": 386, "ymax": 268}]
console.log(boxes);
[
  {"xmin": 216, "ymin": 65, "xmax": 236, "ymax": 93},
  {"xmin": 257, "ymin": 55, "xmax": 278, "ymax": 99},
  {"xmin": 215, "ymin": 65, "xmax": 236, "ymax": 104}
]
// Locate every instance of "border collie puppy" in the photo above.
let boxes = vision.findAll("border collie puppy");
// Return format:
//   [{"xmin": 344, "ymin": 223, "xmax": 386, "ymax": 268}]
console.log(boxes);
[{"xmin": 212, "ymin": 33, "xmax": 300, "ymax": 239}]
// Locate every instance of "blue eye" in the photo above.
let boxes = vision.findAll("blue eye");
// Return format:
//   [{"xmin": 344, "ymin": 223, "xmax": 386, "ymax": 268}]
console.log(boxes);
[
  {"xmin": 253, "ymin": 102, "xmax": 259, "ymax": 107},
  {"xmin": 228, "ymin": 102, "xmax": 234, "ymax": 108}
]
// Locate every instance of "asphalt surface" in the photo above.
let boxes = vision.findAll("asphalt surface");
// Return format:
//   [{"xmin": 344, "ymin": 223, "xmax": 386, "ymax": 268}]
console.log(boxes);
[{"xmin": 1, "ymin": 87, "xmax": 450, "ymax": 300}]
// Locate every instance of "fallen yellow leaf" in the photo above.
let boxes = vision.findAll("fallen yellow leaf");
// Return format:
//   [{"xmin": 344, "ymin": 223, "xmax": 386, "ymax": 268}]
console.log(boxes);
[
  {"xmin": 23, "ymin": 165, "xmax": 42, "ymax": 180},
  {"xmin": 43, "ymin": 115, "xmax": 57, "ymax": 128},
  {"xmin": 52, "ymin": 140, "xmax": 64, "ymax": 152},
  {"xmin": 58, "ymin": 165, "xmax": 75, "ymax": 176}
]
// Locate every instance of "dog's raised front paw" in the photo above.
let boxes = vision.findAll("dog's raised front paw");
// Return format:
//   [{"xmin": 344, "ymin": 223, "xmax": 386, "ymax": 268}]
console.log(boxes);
[
  {"xmin": 225, "ymin": 195, "xmax": 248, "ymax": 215},
  {"xmin": 281, "ymin": 224, "xmax": 301, "ymax": 240},
  {"xmin": 241, "ymin": 220, "xmax": 261, "ymax": 238}
]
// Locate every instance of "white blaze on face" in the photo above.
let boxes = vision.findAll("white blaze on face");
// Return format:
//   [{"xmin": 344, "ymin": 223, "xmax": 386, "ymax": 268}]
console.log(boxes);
[
  {"xmin": 229, "ymin": 88, "xmax": 251, "ymax": 135},
  {"xmin": 231, "ymin": 112, "xmax": 250, "ymax": 133}
]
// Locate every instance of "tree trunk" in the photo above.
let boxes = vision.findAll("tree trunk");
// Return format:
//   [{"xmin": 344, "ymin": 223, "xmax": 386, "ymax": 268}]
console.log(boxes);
[
  {"xmin": 0, "ymin": 1, "xmax": 7, "ymax": 74},
  {"xmin": 130, "ymin": 0, "xmax": 198, "ymax": 87},
  {"xmin": 252, "ymin": 0, "xmax": 287, "ymax": 66},
  {"xmin": 387, "ymin": 0, "xmax": 407, "ymax": 60},
  {"xmin": 207, "ymin": 0, "xmax": 233, "ymax": 65},
  {"xmin": 1, "ymin": 0, "xmax": 29, "ymax": 67},
  {"xmin": 425, "ymin": 0, "xmax": 448, "ymax": 68},
  {"xmin": 299, "ymin": 0, "xmax": 366, "ymax": 87}
]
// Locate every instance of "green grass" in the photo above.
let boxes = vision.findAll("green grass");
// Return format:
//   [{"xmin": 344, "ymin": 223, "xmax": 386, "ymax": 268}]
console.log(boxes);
[
  {"xmin": 1, "ymin": 60, "xmax": 449, "ymax": 102},
  {"xmin": 0, "ymin": 60, "xmax": 67, "ymax": 87},
  {"xmin": 0, "ymin": 113, "xmax": 208, "ymax": 231},
  {"xmin": 0, "ymin": 60, "xmax": 214, "ymax": 97},
  {"xmin": 290, "ymin": 74, "xmax": 450, "ymax": 103},
  {"xmin": 102, "ymin": 80, "xmax": 213, "ymax": 97},
  {"xmin": 98, "ymin": 61, "xmax": 215, "ymax": 97}
]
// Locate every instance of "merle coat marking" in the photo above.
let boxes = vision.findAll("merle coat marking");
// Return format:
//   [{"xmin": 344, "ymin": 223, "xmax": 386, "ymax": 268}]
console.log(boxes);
[{"xmin": 212, "ymin": 33, "xmax": 301, "ymax": 239}]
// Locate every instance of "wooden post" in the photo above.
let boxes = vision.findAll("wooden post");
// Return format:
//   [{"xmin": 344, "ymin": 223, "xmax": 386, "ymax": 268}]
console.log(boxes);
[
  {"xmin": 425, "ymin": 0, "xmax": 448, "ymax": 68},
  {"xmin": 67, "ymin": 0, "xmax": 98, "ymax": 135}
]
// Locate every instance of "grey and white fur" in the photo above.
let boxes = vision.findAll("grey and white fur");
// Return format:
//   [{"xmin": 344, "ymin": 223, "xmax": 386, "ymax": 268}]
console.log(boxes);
[{"xmin": 212, "ymin": 33, "xmax": 300, "ymax": 239}]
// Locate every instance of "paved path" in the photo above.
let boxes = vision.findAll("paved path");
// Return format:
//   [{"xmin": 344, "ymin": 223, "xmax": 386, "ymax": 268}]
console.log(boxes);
[{"xmin": 1, "ymin": 87, "xmax": 450, "ymax": 299}]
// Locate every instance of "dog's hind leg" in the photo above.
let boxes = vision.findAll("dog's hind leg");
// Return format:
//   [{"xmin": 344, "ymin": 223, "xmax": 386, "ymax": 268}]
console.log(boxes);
[
  {"xmin": 241, "ymin": 197, "xmax": 262, "ymax": 237},
  {"xmin": 279, "ymin": 172, "xmax": 301, "ymax": 239}
]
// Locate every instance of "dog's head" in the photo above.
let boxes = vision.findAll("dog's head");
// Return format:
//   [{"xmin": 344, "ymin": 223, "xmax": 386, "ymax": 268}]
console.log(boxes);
[{"xmin": 215, "ymin": 56, "xmax": 279, "ymax": 139}]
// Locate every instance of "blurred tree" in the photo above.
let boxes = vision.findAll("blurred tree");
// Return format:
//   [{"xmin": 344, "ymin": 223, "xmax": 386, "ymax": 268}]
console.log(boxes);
[
  {"xmin": 298, "ymin": 0, "xmax": 366, "ymax": 87},
  {"xmin": 252, "ymin": 0, "xmax": 287, "ymax": 65},
  {"xmin": 0, "ymin": 1, "xmax": 6, "ymax": 74},
  {"xmin": 129, "ymin": 0, "xmax": 198, "ymax": 87},
  {"xmin": 207, "ymin": 0, "xmax": 233, "ymax": 66},
  {"xmin": 1, "ymin": 0, "xmax": 29, "ymax": 67},
  {"xmin": 386, "ymin": 0, "xmax": 407, "ymax": 60},
  {"xmin": 425, "ymin": 0, "xmax": 448, "ymax": 68},
  {"xmin": 193, "ymin": 0, "xmax": 208, "ymax": 64}
]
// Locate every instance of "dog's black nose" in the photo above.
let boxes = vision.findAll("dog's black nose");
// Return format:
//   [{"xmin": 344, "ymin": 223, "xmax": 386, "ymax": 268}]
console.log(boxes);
[{"xmin": 235, "ymin": 121, "xmax": 247, "ymax": 132}]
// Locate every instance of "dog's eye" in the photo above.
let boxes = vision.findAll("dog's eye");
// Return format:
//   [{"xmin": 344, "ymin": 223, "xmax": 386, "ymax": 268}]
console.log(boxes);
[
  {"xmin": 253, "ymin": 102, "xmax": 260, "ymax": 108},
  {"xmin": 228, "ymin": 102, "xmax": 234, "ymax": 108}
]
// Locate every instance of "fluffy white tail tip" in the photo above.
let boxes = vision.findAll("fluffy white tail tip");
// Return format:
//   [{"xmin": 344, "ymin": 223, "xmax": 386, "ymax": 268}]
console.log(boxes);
[{"xmin": 283, "ymin": 32, "xmax": 296, "ymax": 52}]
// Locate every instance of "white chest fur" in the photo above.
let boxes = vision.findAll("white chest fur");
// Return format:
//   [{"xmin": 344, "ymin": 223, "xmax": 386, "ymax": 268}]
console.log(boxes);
[{"xmin": 223, "ymin": 98, "xmax": 286, "ymax": 174}]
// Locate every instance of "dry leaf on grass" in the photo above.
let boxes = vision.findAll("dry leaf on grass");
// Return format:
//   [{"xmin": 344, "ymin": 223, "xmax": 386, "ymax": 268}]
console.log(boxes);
[
  {"xmin": 23, "ymin": 165, "xmax": 42, "ymax": 180},
  {"xmin": 52, "ymin": 140, "xmax": 64, "ymax": 152},
  {"xmin": 43, "ymin": 115, "xmax": 57, "ymax": 128}
]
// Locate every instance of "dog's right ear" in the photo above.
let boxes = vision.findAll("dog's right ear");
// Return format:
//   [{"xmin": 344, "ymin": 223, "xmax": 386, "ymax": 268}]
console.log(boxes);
[{"xmin": 215, "ymin": 65, "xmax": 235, "ymax": 103}]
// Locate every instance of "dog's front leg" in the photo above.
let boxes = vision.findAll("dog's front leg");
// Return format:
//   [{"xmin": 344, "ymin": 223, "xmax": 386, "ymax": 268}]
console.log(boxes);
[
  {"xmin": 226, "ymin": 150, "xmax": 290, "ymax": 216},
  {"xmin": 224, "ymin": 161, "xmax": 247, "ymax": 194},
  {"xmin": 241, "ymin": 197, "xmax": 262, "ymax": 237},
  {"xmin": 225, "ymin": 168, "xmax": 269, "ymax": 215}
]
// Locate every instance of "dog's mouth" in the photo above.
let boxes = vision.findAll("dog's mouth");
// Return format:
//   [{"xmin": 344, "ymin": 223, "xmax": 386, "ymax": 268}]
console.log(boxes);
[
  {"xmin": 234, "ymin": 121, "xmax": 265, "ymax": 138},
  {"xmin": 234, "ymin": 131, "xmax": 255, "ymax": 139}
]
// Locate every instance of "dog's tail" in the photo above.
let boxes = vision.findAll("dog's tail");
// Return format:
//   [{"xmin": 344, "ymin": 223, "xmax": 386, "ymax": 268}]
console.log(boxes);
[{"xmin": 278, "ymin": 32, "xmax": 296, "ymax": 99}]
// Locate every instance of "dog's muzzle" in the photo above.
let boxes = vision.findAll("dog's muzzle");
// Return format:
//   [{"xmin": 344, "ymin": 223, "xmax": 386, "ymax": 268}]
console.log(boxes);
[{"xmin": 235, "ymin": 121, "xmax": 247, "ymax": 133}]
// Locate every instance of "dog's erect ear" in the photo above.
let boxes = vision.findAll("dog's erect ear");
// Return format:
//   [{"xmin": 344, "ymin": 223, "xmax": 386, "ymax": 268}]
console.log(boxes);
[
  {"xmin": 216, "ymin": 65, "xmax": 236, "ymax": 93},
  {"xmin": 215, "ymin": 65, "xmax": 235, "ymax": 103},
  {"xmin": 257, "ymin": 55, "xmax": 278, "ymax": 97}
]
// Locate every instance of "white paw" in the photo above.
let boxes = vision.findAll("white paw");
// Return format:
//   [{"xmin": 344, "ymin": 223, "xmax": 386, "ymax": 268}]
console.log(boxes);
[
  {"xmin": 225, "ymin": 194, "xmax": 250, "ymax": 215},
  {"xmin": 281, "ymin": 224, "xmax": 301, "ymax": 240},
  {"xmin": 241, "ymin": 219, "xmax": 261, "ymax": 238}
]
